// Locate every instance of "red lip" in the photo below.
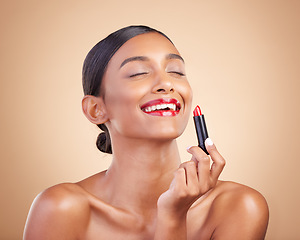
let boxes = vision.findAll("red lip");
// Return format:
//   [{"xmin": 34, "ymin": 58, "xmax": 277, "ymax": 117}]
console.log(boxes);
[{"xmin": 140, "ymin": 98, "xmax": 181, "ymax": 116}]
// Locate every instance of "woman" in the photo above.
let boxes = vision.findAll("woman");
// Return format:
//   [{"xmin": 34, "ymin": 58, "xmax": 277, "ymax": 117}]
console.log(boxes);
[{"xmin": 23, "ymin": 25, "xmax": 269, "ymax": 239}]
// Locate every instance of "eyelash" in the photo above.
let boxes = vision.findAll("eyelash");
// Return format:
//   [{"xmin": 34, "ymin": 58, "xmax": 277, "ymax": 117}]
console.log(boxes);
[
  {"xmin": 129, "ymin": 72, "xmax": 148, "ymax": 78},
  {"xmin": 168, "ymin": 71, "xmax": 185, "ymax": 76},
  {"xmin": 130, "ymin": 71, "xmax": 185, "ymax": 78}
]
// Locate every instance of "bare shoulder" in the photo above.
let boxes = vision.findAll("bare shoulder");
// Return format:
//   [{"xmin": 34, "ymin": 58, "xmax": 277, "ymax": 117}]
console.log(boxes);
[
  {"xmin": 214, "ymin": 180, "xmax": 268, "ymax": 203},
  {"xmin": 213, "ymin": 181, "xmax": 269, "ymax": 215},
  {"xmin": 211, "ymin": 181, "xmax": 269, "ymax": 239},
  {"xmin": 23, "ymin": 183, "xmax": 90, "ymax": 240}
]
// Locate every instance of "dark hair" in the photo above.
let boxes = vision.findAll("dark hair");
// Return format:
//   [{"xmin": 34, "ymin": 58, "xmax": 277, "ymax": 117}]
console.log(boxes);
[{"xmin": 82, "ymin": 25, "xmax": 173, "ymax": 154}]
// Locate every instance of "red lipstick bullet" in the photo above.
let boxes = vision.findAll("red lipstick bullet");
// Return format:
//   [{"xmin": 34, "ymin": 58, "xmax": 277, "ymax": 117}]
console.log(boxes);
[{"xmin": 193, "ymin": 105, "xmax": 209, "ymax": 155}]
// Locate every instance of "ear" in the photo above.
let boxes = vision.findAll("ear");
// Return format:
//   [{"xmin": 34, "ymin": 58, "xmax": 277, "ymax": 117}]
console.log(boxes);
[{"xmin": 82, "ymin": 95, "xmax": 108, "ymax": 125}]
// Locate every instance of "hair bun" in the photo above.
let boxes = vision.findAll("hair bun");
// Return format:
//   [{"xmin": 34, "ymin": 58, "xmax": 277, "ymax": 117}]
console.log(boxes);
[{"xmin": 96, "ymin": 126, "xmax": 112, "ymax": 154}]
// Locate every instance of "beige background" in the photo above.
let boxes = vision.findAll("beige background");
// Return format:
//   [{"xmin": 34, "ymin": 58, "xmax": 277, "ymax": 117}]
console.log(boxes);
[{"xmin": 1, "ymin": 0, "xmax": 299, "ymax": 239}]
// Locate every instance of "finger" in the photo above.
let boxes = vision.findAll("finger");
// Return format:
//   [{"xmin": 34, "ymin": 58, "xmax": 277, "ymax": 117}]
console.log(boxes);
[
  {"xmin": 187, "ymin": 146, "xmax": 211, "ymax": 187},
  {"xmin": 181, "ymin": 161, "xmax": 198, "ymax": 188},
  {"xmin": 197, "ymin": 155, "xmax": 211, "ymax": 190},
  {"xmin": 205, "ymin": 138, "xmax": 226, "ymax": 182},
  {"xmin": 173, "ymin": 167, "xmax": 187, "ymax": 191},
  {"xmin": 187, "ymin": 145, "xmax": 207, "ymax": 157}
]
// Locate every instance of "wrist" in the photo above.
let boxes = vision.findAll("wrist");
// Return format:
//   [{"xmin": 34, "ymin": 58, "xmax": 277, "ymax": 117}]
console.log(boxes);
[
  {"xmin": 154, "ymin": 211, "xmax": 187, "ymax": 240},
  {"xmin": 157, "ymin": 208, "xmax": 187, "ymax": 227}
]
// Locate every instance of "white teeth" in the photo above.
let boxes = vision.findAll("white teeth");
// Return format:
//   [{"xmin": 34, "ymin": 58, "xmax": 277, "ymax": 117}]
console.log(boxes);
[
  {"xmin": 167, "ymin": 104, "xmax": 176, "ymax": 111},
  {"xmin": 143, "ymin": 103, "xmax": 178, "ymax": 112}
]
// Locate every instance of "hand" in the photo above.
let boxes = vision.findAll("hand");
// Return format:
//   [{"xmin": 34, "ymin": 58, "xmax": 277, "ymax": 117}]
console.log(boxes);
[{"xmin": 157, "ymin": 138, "xmax": 226, "ymax": 218}]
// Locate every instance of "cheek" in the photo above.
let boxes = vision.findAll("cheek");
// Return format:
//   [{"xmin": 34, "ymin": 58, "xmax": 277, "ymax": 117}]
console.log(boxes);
[
  {"xmin": 104, "ymin": 81, "xmax": 148, "ymax": 110},
  {"xmin": 105, "ymin": 89, "xmax": 136, "ymax": 118},
  {"xmin": 177, "ymin": 80, "xmax": 193, "ymax": 127},
  {"xmin": 177, "ymin": 80, "xmax": 193, "ymax": 109},
  {"xmin": 103, "ymin": 82, "xmax": 148, "ymax": 134}
]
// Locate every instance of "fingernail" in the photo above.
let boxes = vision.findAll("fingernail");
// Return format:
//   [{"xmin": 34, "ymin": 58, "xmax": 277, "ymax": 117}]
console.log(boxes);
[
  {"xmin": 205, "ymin": 138, "xmax": 214, "ymax": 146},
  {"xmin": 186, "ymin": 145, "xmax": 192, "ymax": 151}
]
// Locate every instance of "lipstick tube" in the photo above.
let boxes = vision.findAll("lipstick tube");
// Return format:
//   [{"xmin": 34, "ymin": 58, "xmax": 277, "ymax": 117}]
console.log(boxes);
[{"xmin": 193, "ymin": 105, "xmax": 209, "ymax": 155}]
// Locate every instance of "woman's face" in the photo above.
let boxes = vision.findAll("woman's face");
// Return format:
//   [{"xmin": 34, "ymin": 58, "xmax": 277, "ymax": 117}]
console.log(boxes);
[{"xmin": 102, "ymin": 32, "xmax": 193, "ymax": 141}]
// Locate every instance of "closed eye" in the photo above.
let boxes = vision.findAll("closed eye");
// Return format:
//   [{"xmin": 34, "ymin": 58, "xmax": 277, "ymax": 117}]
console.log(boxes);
[
  {"xmin": 129, "ymin": 72, "xmax": 148, "ymax": 78},
  {"xmin": 168, "ymin": 71, "xmax": 185, "ymax": 76}
]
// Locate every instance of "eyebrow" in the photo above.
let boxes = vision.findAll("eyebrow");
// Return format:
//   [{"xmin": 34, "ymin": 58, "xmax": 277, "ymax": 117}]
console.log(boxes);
[
  {"xmin": 166, "ymin": 53, "xmax": 185, "ymax": 63},
  {"xmin": 119, "ymin": 56, "xmax": 149, "ymax": 69},
  {"xmin": 119, "ymin": 53, "xmax": 185, "ymax": 69}
]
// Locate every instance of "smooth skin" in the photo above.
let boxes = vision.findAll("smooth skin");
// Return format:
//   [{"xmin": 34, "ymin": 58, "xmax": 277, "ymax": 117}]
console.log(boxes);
[{"xmin": 23, "ymin": 33, "xmax": 269, "ymax": 240}]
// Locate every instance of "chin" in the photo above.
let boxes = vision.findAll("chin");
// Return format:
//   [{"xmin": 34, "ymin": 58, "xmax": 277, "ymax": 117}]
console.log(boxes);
[{"xmin": 148, "ymin": 126, "xmax": 186, "ymax": 140}]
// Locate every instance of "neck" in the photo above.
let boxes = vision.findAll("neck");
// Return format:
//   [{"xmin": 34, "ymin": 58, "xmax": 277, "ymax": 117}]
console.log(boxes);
[{"xmin": 103, "ymin": 136, "xmax": 181, "ymax": 215}]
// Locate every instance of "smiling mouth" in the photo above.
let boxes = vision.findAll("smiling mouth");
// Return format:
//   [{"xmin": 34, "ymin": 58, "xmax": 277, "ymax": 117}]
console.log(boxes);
[{"xmin": 140, "ymin": 98, "xmax": 181, "ymax": 116}]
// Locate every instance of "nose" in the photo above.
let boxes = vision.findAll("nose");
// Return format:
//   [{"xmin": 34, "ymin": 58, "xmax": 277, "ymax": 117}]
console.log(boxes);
[{"xmin": 152, "ymin": 72, "xmax": 175, "ymax": 94}]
